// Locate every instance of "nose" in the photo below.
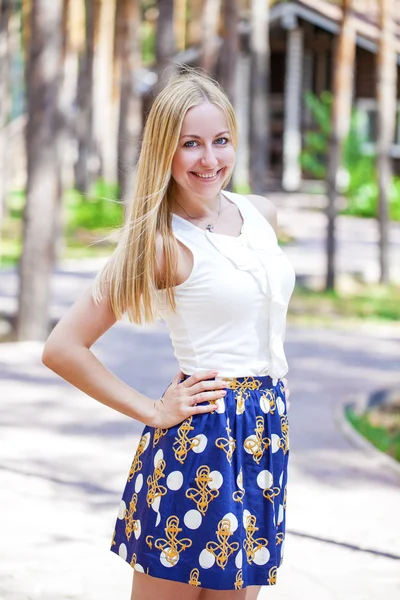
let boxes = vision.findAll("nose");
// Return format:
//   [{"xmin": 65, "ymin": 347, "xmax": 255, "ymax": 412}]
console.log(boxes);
[{"xmin": 200, "ymin": 144, "xmax": 218, "ymax": 168}]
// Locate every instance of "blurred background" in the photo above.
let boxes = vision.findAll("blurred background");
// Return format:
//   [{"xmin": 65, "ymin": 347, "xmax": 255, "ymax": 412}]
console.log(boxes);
[{"xmin": 1, "ymin": 1, "xmax": 400, "ymax": 599}]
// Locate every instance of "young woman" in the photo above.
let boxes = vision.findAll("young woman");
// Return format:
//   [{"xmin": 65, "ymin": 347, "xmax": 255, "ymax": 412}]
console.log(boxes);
[{"xmin": 42, "ymin": 70, "xmax": 295, "ymax": 600}]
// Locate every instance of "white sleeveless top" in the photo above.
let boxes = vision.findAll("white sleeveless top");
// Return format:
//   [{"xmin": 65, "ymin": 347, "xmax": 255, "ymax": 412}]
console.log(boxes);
[{"xmin": 158, "ymin": 190, "xmax": 296, "ymax": 379}]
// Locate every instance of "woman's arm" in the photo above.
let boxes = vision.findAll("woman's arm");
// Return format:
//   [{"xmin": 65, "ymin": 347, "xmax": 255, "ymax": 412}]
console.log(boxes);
[{"xmin": 42, "ymin": 286, "xmax": 157, "ymax": 426}]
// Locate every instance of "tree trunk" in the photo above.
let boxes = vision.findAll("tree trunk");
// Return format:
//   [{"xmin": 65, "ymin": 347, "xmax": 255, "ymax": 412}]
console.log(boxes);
[
  {"xmin": 249, "ymin": 0, "xmax": 270, "ymax": 194},
  {"xmin": 218, "ymin": 0, "xmax": 238, "ymax": 103},
  {"xmin": 116, "ymin": 0, "xmax": 142, "ymax": 203},
  {"xmin": 200, "ymin": 0, "xmax": 221, "ymax": 75},
  {"xmin": 92, "ymin": 0, "xmax": 117, "ymax": 183},
  {"xmin": 74, "ymin": 0, "xmax": 98, "ymax": 192},
  {"xmin": 325, "ymin": 0, "xmax": 355, "ymax": 291},
  {"xmin": 155, "ymin": 0, "xmax": 176, "ymax": 93},
  {"xmin": 376, "ymin": 0, "xmax": 397, "ymax": 284},
  {"xmin": 174, "ymin": 0, "xmax": 187, "ymax": 52},
  {"xmin": 16, "ymin": 0, "xmax": 63, "ymax": 341},
  {"xmin": 0, "ymin": 0, "xmax": 12, "ymax": 224}
]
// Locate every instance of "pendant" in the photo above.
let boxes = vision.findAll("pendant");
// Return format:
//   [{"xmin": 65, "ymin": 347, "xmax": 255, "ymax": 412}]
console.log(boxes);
[{"xmin": 206, "ymin": 224, "xmax": 214, "ymax": 232}]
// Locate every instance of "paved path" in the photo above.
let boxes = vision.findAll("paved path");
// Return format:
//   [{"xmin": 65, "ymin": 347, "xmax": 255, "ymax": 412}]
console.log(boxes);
[{"xmin": 1, "ymin": 202, "xmax": 400, "ymax": 599}]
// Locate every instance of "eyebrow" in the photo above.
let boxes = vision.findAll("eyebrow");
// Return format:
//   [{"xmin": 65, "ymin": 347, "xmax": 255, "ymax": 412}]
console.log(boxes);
[{"xmin": 179, "ymin": 130, "xmax": 230, "ymax": 139}]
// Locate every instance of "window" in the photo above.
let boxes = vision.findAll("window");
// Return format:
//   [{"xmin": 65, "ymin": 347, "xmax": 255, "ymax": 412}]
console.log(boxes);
[{"xmin": 355, "ymin": 99, "xmax": 400, "ymax": 157}]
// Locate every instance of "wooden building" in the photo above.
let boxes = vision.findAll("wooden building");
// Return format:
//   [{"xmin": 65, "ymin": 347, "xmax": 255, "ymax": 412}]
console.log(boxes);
[{"xmin": 260, "ymin": 0, "xmax": 400, "ymax": 189}]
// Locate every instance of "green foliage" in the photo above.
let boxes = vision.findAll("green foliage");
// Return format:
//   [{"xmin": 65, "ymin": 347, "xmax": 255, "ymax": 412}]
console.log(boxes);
[
  {"xmin": 65, "ymin": 179, "xmax": 123, "ymax": 231},
  {"xmin": 346, "ymin": 406, "xmax": 400, "ymax": 463},
  {"xmin": 300, "ymin": 91, "xmax": 332, "ymax": 179},
  {"xmin": 300, "ymin": 91, "xmax": 400, "ymax": 221},
  {"xmin": 291, "ymin": 284, "xmax": 400, "ymax": 322}
]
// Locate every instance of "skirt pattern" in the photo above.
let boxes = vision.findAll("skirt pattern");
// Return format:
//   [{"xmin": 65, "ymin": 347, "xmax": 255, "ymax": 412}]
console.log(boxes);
[{"xmin": 110, "ymin": 376, "xmax": 289, "ymax": 591}]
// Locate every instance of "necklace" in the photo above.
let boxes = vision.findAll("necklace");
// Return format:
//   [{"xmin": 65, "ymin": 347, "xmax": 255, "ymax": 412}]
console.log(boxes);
[{"xmin": 174, "ymin": 195, "xmax": 222, "ymax": 232}]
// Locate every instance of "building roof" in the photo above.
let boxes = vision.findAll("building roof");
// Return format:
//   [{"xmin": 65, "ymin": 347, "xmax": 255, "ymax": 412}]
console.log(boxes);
[{"xmin": 270, "ymin": 0, "xmax": 400, "ymax": 58}]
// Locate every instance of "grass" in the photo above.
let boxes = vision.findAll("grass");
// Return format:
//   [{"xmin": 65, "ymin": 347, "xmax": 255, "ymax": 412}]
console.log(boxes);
[
  {"xmin": 346, "ymin": 406, "xmax": 400, "ymax": 463},
  {"xmin": 289, "ymin": 284, "xmax": 400, "ymax": 324}
]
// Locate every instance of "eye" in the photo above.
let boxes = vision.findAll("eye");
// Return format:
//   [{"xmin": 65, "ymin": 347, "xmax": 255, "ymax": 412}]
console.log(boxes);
[
  {"xmin": 215, "ymin": 137, "xmax": 229, "ymax": 145},
  {"xmin": 183, "ymin": 140, "xmax": 198, "ymax": 148}
]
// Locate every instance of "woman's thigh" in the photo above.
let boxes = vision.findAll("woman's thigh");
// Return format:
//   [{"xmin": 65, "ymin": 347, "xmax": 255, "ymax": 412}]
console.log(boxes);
[
  {"xmin": 130, "ymin": 571, "xmax": 202, "ymax": 600},
  {"xmin": 131, "ymin": 572, "xmax": 259, "ymax": 600}
]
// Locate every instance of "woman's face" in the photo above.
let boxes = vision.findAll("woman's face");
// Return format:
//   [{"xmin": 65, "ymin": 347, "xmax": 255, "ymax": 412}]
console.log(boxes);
[{"xmin": 171, "ymin": 102, "xmax": 236, "ymax": 201}]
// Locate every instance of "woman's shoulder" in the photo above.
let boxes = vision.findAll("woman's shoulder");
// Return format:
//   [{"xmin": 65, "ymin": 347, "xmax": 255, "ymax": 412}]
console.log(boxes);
[{"xmin": 242, "ymin": 193, "xmax": 278, "ymax": 236}]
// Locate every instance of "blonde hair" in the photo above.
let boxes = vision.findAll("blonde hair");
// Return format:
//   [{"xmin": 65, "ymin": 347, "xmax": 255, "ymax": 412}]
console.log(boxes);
[{"xmin": 92, "ymin": 68, "xmax": 238, "ymax": 323}]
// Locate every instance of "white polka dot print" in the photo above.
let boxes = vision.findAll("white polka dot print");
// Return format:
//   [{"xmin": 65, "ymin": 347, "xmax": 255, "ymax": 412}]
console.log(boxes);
[
  {"xmin": 235, "ymin": 549, "xmax": 243, "ymax": 569},
  {"xmin": 272, "ymin": 378, "xmax": 278, "ymax": 386},
  {"xmin": 277, "ymin": 504, "xmax": 284, "ymax": 525},
  {"xmin": 237, "ymin": 469, "xmax": 244, "ymax": 491},
  {"xmin": 199, "ymin": 548, "xmax": 215, "ymax": 569},
  {"xmin": 215, "ymin": 397, "xmax": 226, "ymax": 413},
  {"xmin": 160, "ymin": 547, "xmax": 177, "ymax": 568},
  {"xmin": 134, "ymin": 563, "xmax": 144, "ymax": 573},
  {"xmin": 192, "ymin": 434, "xmax": 208, "ymax": 453},
  {"xmin": 244, "ymin": 434, "xmax": 258, "ymax": 454},
  {"xmin": 155, "ymin": 511, "xmax": 161, "ymax": 527},
  {"xmin": 166, "ymin": 471, "xmax": 183, "ymax": 491},
  {"xmin": 134, "ymin": 519, "xmax": 141, "ymax": 539},
  {"xmin": 142, "ymin": 432, "xmax": 151, "ymax": 451},
  {"xmin": 154, "ymin": 448, "xmax": 164, "ymax": 467},
  {"xmin": 257, "ymin": 469, "xmax": 273, "ymax": 490},
  {"xmin": 118, "ymin": 543, "xmax": 127, "ymax": 560},
  {"xmin": 117, "ymin": 500, "xmax": 126, "ymax": 519},
  {"xmin": 134, "ymin": 473, "xmax": 143, "ymax": 494},
  {"xmin": 208, "ymin": 470, "xmax": 223, "ymax": 490},
  {"xmin": 271, "ymin": 433, "xmax": 280, "ymax": 453},
  {"xmin": 223, "ymin": 512, "xmax": 238, "ymax": 532},
  {"xmin": 253, "ymin": 546, "xmax": 270, "ymax": 566},
  {"xmin": 279, "ymin": 471, "xmax": 283, "ymax": 488},
  {"xmin": 184, "ymin": 509, "xmax": 202, "ymax": 530},
  {"xmin": 242, "ymin": 509, "xmax": 251, "ymax": 528},
  {"xmin": 151, "ymin": 496, "xmax": 161, "ymax": 513},
  {"xmin": 260, "ymin": 395, "xmax": 270, "ymax": 414},
  {"xmin": 277, "ymin": 397, "xmax": 285, "ymax": 416}
]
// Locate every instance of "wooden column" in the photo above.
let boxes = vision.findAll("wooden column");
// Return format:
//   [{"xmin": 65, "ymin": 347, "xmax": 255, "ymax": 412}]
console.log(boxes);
[{"xmin": 282, "ymin": 26, "xmax": 304, "ymax": 191}]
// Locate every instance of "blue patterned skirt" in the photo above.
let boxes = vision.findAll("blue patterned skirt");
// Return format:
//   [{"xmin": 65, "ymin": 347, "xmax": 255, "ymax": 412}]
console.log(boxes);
[{"xmin": 110, "ymin": 375, "xmax": 289, "ymax": 591}]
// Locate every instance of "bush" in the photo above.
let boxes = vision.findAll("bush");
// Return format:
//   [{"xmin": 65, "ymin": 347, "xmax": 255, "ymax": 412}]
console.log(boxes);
[
  {"xmin": 300, "ymin": 91, "xmax": 400, "ymax": 220},
  {"xmin": 66, "ymin": 179, "xmax": 123, "ymax": 231}
]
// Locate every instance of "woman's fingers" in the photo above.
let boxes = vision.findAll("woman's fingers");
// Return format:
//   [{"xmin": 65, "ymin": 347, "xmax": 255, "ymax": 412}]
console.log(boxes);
[{"xmin": 182, "ymin": 370, "xmax": 218, "ymax": 388}]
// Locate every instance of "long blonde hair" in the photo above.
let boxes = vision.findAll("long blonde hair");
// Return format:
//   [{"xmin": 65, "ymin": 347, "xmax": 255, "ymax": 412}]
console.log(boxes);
[{"xmin": 92, "ymin": 69, "xmax": 238, "ymax": 323}]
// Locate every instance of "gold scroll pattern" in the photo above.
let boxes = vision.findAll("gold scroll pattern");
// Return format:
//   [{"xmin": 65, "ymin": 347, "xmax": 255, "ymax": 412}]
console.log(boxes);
[
  {"xmin": 145, "ymin": 535, "xmax": 154, "ymax": 549},
  {"xmin": 128, "ymin": 434, "xmax": 148, "ymax": 481},
  {"xmin": 222, "ymin": 377, "xmax": 263, "ymax": 415},
  {"xmin": 153, "ymin": 427, "xmax": 168, "ymax": 447},
  {"xmin": 130, "ymin": 553, "xmax": 137, "ymax": 568},
  {"xmin": 185, "ymin": 465, "xmax": 220, "ymax": 515},
  {"xmin": 155, "ymin": 516, "xmax": 192, "ymax": 566},
  {"xmin": 268, "ymin": 566, "xmax": 277, "ymax": 585},
  {"xmin": 279, "ymin": 415, "xmax": 289, "ymax": 455},
  {"xmin": 276, "ymin": 532, "xmax": 284, "ymax": 546},
  {"xmin": 215, "ymin": 418, "xmax": 236, "ymax": 463},
  {"xmin": 188, "ymin": 568, "xmax": 201, "ymax": 587},
  {"xmin": 205, "ymin": 518, "xmax": 239, "ymax": 569},
  {"xmin": 234, "ymin": 569, "xmax": 244, "ymax": 590},
  {"xmin": 124, "ymin": 492, "xmax": 139, "ymax": 540},
  {"xmin": 243, "ymin": 514, "xmax": 268, "ymax": 564},
  {"xmin": 262, "ymin": 484, "xmax": 281, "ymax": 504},
  {"xmin": 243, "ymin": 416, "xmax": 271, "ymax": 464},
  {"xmin": 232, "ymin": 467, "xmax": 245, "ymax": 503},
  {"xmin": 146, "ymin": 458, "xmax": 167, "ymax": 507},
  {"xmin": 172, "ymin": 417, "xmax": 200, "ymax": 464}
]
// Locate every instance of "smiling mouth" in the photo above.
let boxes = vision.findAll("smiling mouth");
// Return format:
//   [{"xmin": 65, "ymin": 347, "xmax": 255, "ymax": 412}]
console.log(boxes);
[{"xmin": 191, "ymin": 169, "xmax": 223, "ymax": 179}]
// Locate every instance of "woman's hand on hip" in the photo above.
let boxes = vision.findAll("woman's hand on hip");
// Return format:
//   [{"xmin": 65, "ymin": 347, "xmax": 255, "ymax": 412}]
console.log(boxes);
[{"xmin": 150, "ymin": 370, "xmax": 226, "ymax": 429}]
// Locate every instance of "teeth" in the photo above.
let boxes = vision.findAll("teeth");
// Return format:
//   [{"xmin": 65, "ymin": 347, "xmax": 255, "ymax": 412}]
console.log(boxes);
[{"xmin": 194, "ymin": 171, "xmax": 218, "ymax": 179}]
